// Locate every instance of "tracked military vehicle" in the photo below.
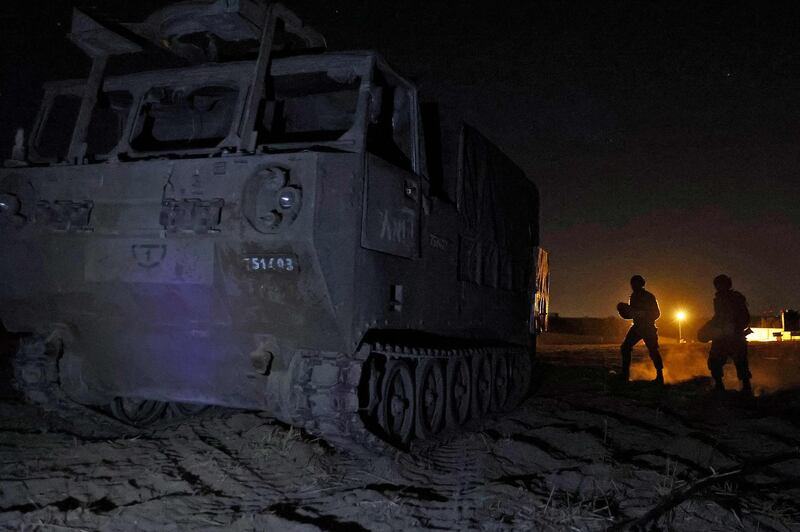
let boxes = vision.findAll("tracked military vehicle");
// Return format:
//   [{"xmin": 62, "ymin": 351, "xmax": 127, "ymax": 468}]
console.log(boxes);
[{"xmin": 0, "ymin": 1, "xmax": 547, "ymax": 447}]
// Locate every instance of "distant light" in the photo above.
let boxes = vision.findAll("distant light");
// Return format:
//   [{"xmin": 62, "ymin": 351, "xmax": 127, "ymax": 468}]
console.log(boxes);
[{"xmin": 676, "ymin": 310, "xmax": 687, "ymax": 322}]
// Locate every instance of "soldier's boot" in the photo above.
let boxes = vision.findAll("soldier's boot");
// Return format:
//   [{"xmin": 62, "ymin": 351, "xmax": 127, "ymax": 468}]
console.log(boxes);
[
  {"xmin": 618, "ymin": 347, "xmax": 632, "ymax": 383},
  {"xmin": 740, "ymin": 379, "xmax": 752, "ymax": 395},
  {"xmin": 652, "ymin": 368, "xmax": 664, "ymax": 385}
]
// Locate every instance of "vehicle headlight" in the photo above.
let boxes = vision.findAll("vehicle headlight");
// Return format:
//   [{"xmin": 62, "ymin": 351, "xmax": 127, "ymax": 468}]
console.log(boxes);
[
  {"xmin": 0, "ymin": 193, "xmax": 20, "ymax": 214},
  {"xmin": 278, "ymin": 187, "xmax": 299, "ymax": 210},
  {"xmin": 243, "ymin": 166, "xmax": 302, "ymax": 234}
]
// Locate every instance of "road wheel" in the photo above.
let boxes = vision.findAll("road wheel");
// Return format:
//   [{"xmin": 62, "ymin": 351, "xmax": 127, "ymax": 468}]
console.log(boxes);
[
  {"xmin": 492, "ymin": 353, "xmax": 510, "ymax": 411},
  {"xmin": 364, "ymin": 356, "xmax": 384, "ymax": 419},
  {"xmin": 471, "ymin": 353, "xmax": 492, "ymax": 420},
  {"xmin": 508, "ymin": 352, "xmax": 533, "ymax": 409},
  {"xmin": 447, "ymin": 356, "xmax": 471, "ymax": 426},
  {"xmin": 416, "ymin": 359, "xmax": 446, "ymax": 438},
  {"xmin": 110, "ymin": 397, "xmax": 167, "ymax": 427},
  {"xmin": 379, "ymin": 359, "xmax": 415, "ymax": 446}
]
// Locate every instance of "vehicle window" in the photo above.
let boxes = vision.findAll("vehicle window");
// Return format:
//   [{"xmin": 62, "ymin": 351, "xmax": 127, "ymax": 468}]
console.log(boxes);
[
  {"xmin": 36, "ymin": 94, "xmax": 82, "ymax": 160},
  {"xmin": 259, "ymin": 70, "xmax": 361, "ymax": 144},
  {"xmin": 130, "ymin": 85, "xmax": 239, "ymax": 151},
  {"xmin": 367, "ymin": 69, "xmax": 414, "ymax": 171},
  {"xmin": 87, "ymin": 90, "xmax": 133, "ymax": 157}
]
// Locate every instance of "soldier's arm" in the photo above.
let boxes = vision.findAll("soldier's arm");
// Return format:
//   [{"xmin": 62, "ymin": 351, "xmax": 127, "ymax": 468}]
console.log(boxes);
[
  {"xmin": 737, "ymin": 294, "xmax": 751, "ymax": 330},
  {"xmin": 711, "ymin": 296, "xmax": 722, "ymax": 324}
]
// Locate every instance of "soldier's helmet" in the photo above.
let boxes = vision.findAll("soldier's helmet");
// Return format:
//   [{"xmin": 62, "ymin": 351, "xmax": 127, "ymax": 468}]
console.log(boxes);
[
  {"xmin": 713, "ymin": 274, "xmax": 732, "ymax": 291},
  {"xmin": 630, "ymin": 275, "xmax": 645, "ymax": 290}
]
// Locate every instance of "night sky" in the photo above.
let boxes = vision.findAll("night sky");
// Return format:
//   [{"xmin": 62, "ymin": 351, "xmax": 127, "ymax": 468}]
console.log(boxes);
[{"xmin": 1, "ymin": 0, "xmax": 799, "ymax": 320}]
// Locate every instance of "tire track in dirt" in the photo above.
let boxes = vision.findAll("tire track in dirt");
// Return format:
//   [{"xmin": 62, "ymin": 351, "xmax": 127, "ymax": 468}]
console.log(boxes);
[
  {"xmin": 488, "ymin": 407, "xmax": 788, "ymax": 528},
  {"xmin": 528, "ymin": 396, "xmax": 745, "ymax": 470},
  {"xmin": 376, "ymin": 436, "xmax": 496, "ymax": 529},
  {"xmin": 3, "ymin": 345, "xmax": 800, "ymax": 530},
  {"xmin": 175, "ymin": 415, "xmax": 406, "ymax": 530}
]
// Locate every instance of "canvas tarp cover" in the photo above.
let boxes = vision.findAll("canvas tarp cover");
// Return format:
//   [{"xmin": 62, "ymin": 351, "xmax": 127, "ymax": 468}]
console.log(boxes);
[{"xmin": 457, "ymin": 124, "xmax": 538, "ymax": 292}]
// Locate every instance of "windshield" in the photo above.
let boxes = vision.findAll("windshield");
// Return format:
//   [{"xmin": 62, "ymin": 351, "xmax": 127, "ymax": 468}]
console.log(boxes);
[
  {"xmin": 87, "ymin": 90, "xmax": 134, "ymax": 156},
  {"xmin": 258, "ymin": 70, "xmax": 361, "ymax": 144},
  {"xmin": 35, "ymin": 94, "xmax": 82, "ymax": 161},
  {"xmin": 130, "ymin": 84, "xmax": 240, "ymax": 151},
  {"xmin": 31, "ymin": 60, "xmax": 368, "ymax": 161}
]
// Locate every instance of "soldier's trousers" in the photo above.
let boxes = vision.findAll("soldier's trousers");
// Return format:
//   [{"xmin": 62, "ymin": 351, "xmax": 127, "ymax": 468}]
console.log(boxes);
[
  {"xmin": 708, "ymin": 337, "xmax": 751, "ymax": 382},
  {"xmin": 621, "ymin": 324, "xmax": 663, "ymax": 374}
]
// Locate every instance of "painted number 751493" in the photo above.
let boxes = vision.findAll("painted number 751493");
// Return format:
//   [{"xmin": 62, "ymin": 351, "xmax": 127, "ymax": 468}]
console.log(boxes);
[{"xmin": 242, "ymin": 255, "xmax": 297, "ymax": 273}]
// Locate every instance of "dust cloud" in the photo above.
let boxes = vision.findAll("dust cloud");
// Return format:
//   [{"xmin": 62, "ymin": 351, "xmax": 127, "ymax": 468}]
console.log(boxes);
[{"xmin": 629, "ymin": 342, "xmax": 800, "ymax": 395}]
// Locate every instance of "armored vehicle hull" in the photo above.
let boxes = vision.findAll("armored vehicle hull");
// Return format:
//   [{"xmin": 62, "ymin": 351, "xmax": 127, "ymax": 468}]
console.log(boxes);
[{"xmin": 0, "ymin": 2, "xmax": 546, "ymax": 447}]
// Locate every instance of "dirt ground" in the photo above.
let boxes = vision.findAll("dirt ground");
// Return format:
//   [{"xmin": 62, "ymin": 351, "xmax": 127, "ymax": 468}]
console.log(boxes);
[{"xmin": 1, "ymin": 340, "xmax": 799, "ymax": 531}]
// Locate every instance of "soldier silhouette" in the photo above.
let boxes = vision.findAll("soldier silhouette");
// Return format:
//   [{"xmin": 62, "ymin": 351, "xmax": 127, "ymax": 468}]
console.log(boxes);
[
  {"xmin": 617, "ymin": 275, "xmax": 664, "ymax": 384},
  {"xmin": 706, "ymin": 274, "xmax": 752, "ymax": 394}
]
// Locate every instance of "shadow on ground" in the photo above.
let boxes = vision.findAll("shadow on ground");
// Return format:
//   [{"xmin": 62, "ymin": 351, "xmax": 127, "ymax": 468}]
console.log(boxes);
[{"xmin": 0, "ymin": 343, "xmax": 797, "ymax": 530}]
